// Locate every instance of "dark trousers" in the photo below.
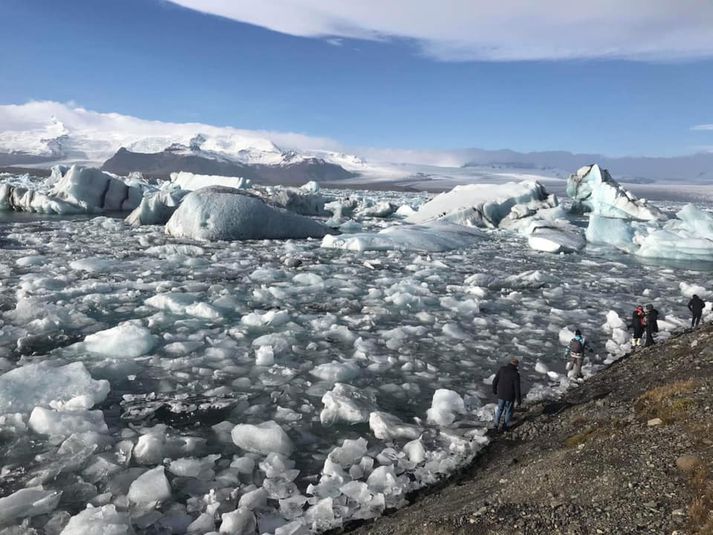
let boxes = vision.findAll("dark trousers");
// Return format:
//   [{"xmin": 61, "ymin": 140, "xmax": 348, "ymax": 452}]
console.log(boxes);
[
  {"xmin": 692, "ymin": 312, "xmax": 702, "ymax": 328},
  {"xmin": 644, "ymin": 329, "xmax": 656, "ymax": 347}
]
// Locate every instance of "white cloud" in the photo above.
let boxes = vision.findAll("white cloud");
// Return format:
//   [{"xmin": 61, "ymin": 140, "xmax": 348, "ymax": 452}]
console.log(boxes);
[
  {"xmin": 167, "ymin": 0, "xmax": 713, "ymax": 61},
  {"xmin": 692, "ymin": 124, "xmax": 713, "ymax": 131}
]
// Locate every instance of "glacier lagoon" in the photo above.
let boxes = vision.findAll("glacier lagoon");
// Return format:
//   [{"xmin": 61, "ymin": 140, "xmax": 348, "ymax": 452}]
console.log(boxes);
[{"xmin": 1, "ymin": 184, "xmax": 712, "ymax": 534}]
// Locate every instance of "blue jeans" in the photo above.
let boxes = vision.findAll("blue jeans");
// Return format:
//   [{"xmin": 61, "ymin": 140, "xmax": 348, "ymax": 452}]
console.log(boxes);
[{"xmin": 494, "ymin": 399, "xmax": 514, "ymax": 430}]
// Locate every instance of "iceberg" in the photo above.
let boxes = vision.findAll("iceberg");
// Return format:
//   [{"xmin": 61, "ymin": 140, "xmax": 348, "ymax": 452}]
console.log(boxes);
[
  {"xmin": 170, "ymin": 171, "xmax": 251, "ymax": 191},
  {"xmin": 321, "ymin": 223, "xmax": 485, "ymax": 252},
  {"xmin": 585, "ymin": 214, "xmax": 639, "ymax": 252},
  {"xmin": 0, "ymin": 165, "xmax": 144, "ymax": 214},
  {"xmin": 567, "ymin": 164, "xmax": 666, "ymax": 221},
  {"xmin": 165, "ymin": 186, "xmax": 331, "ymax": 241},
  {"xmin": 407, "ymin": 180, "xmax": 556, "ymax": 228},
  {"xmin": 125, "ymin": 187, "xmax": 188, "ymax": 226}
]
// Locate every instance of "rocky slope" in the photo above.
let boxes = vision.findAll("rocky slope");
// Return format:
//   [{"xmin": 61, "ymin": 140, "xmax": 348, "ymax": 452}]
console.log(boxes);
[{"xmin": 347, "ymin": 326, "xmax": 713, "ymax": 534}]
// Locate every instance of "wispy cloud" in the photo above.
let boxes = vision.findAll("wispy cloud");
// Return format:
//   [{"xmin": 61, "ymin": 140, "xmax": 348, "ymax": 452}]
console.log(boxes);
[
  {"xmin": 692, "ymin": 124, "xmax": 713, "ymax": 131},
  {"xmin": 167, "ymin": 0, "xmax": 713, "ymax": 62}
]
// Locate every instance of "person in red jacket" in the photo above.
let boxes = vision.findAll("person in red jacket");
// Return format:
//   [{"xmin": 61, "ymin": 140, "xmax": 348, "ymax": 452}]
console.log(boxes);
[{"xmin": 492, "ymin": 358, "xmax": 522, "ymax": 432}]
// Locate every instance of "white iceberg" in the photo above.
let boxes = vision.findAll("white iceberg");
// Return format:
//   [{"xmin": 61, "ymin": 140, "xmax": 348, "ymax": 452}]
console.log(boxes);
[
  {"xmin": 585, "ymin": 214, "xmax": 639, "ymax": 252},
  {"xmin": 567, "ymin": 164, "xmax": 666, "ymax": 221},
  {"xmin": 1, "ymin": 165, "xmax": 144, "ymax": 214},
  {"xmin": 322, "ymin": 223, "xmax": 485, "ymax": 252},
  {"xmin": 125, "ymin": 187, "xmax": 188, "ymax": 226},
  {"xmin": 165, "ymin": 187, "xmax": 331, "ymax": 241},
  {"xmin": 170, "ymin": 171, "xmax": 251, "ymax": 191},
  {"xmin": 407, "ymin": 181, "xmax": 556, "ymax": 227}
]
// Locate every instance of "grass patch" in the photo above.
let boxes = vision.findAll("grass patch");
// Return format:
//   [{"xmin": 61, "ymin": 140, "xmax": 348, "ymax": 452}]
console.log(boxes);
[
  {"xmin": 564, "ymin": 420, "xmax": 624, "ymax": 448},
  {"xmin": 688, "ymin": 464, "xmax": 713, "ymax": 534},
  {"xmin": 634, "ymin": 380, "xmax": 699, "ymax": 424}
]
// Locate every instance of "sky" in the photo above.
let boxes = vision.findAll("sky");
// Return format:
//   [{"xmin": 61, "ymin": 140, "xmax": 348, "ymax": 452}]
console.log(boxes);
[{"xmin": 1, "ymin": 0, "xmax": 713, "ymax": 157}]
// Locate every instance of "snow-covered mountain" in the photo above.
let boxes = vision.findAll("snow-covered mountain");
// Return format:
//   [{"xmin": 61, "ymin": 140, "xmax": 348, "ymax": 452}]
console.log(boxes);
[
  {"xmin": 0, "ymin": 101, "xmax": 369, "ymax": 182},
  {"xmin": 1, "ymin": 101, "xmax": 712, "ymax": 186}
]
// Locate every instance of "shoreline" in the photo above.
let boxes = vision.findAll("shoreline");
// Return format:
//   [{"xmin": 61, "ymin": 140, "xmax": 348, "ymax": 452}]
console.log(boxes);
[{"xmin": 342, "ymin": 325, "xmax": 713, "ymax": 534}]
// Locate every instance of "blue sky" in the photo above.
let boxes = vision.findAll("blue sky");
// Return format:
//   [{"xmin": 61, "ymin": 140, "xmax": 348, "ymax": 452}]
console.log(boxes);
[{"xmin": 1, "ymin": 0, "xmax": 713, "ymax": 156}]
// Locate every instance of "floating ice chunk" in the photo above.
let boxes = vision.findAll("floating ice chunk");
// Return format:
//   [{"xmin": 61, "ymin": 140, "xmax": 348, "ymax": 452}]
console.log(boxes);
[
  {"xmin": 171, "ymin": 171, "xmax": 251, "ymax": 191},
  {"xmin": 165, "ymin": 187, "xmax": 330, "ymax": 241},
  {"xmin": 145, "ymin": 292, "xmax": 199, "ymax": 314},
  {"xmin": 60, "ymin": 504, "xmax": 134, "ymax": 535},
  {"xmin": 322, "ymin": 223, "xmax": 484, "ymax": 253},
  {"xmin": 231, "ymin": 421, "xmax": 294, "ymax": 456},
  {"xmin": 220, "ymin": 507, "xmax": 257, "ymax": 534},
  {"xmin": 680, "ymin": 282, "xmax": 710, "ymax": 299},
  {"xmin": 167, "ymin": 455, "xmax": 219, "ymax": 479},
  {"xmin": 426, "ymin": 389, "xmax": 466, "ymax": 426},
  {"xmin": 567, "ymin": 164, "xmax": 666, "ymax": 221},
  {"xmin": 369, "ymin": 411, "xmax": 421, "ymax": 440},
  {"xmin": 1, "ymin": 165, "xmax": 143, "ymax": 214},
  {"xmin": 126, "ymin": 188, "xmax": 188, "ymax": 226},
  {"xmin": 526, "ymin": 220, "xmax": 586, "ymax": 254},
  {"xmin": 186, "ymin": 512, "xmax": 215, "ymax": 534},
  {"xmin": 328, "ymin": 437, "xmax": 368, "ymax": 467},
  {"xmin": 320, "ymin": 383, "xmax": 375, "ymax": 426},
  {"xmin": 0, "ymin": 488, "xmax": 62, "ymax": 525},
  {"xmin": 238, "ymin": 487, "xmax": 269, "ymax": 510},
  {"xmin": 357, "ymin": 201, "xmax": 397, "ymax": 218},
  {"xmin": 408, "ymin": 181, "xmax": 555, "ymax": 227},
  {"xmin": 82, "ymin": 321, "xmax": 156, "ymax": 358},
  {"xmin": 29, "ymin": 407, "xmax": 108, "ymax": 438},
  {"xmin": 304, "ymin": 497, "xmax": 337, "ymax": 532},
  {"xmin": 0, "ymin": 362, "xmax": 109, "ymax": 415},
  {"xmin": 636, "ymin": 227, "xmax": 713, "ymax": 262},
  {"xmin": 241, "ymin": 309, "xmax": 290, "ymax": 328},
  {"xmin": 585, "ymin": 214, "xmax": 638, "ymax": 252},
  {"xmin": 127, "ymin": 466, "xmax": 172, "ymax": 505},
  {"xmin": 402, "ymin": 437, "xmax": 426, "ymax": 464},
  {"xmin": 534, "ymin": 361, "xmax": 550, "ymax": 374},
  {"xmin": 310, "ymin": 360, "xmax": 360, "ymax": 382},
  {"xmin": 275, "ymin": 519, "xmax": 310, "ymax": 535},
  {"xmin": 69, "ymin": 258, "xmax": 116, "ymax": 273},
  {"xmin": 255, "ymin": 345, "xmax": 275, "ymax": 366}
]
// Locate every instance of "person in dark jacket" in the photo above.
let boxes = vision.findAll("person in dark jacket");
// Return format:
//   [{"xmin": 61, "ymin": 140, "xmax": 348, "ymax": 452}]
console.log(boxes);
[
  {"xmin": 628, "ymin": 305, "xmax": 645, "ymax": 348},
  {"xmin": 492, "ymin": 358, "xmax": 522, "ymax": 432},
  {"xmin": 643, "ymin": 304, "xmax": 659, "ymax": 347},
  {"xmin": 688, "ymin": 294, "xmax": 705, "ymax": 328}
]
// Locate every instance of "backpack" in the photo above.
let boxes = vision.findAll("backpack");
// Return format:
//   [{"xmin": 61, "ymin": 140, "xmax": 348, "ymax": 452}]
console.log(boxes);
[{"xmin": 569, "ymin": 337, "xmax": 584, "ymax": 353}]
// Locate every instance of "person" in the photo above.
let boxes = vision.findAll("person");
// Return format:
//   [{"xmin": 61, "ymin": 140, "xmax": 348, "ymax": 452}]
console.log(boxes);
[
  {"xmin": 688, "ymin": 294, "xmax": 705, "ymax": 328},
  {"xmin": 492, "ymin": 358, "xmax": 522, "ymax": 432},
  {"xmin": 643, "ymin": 304, "xmax": 659, "ymax": 347},
  {"xmin": 565, "ymin": 329, "xmax": 591, "ymax": 379},
  {"xmin": 628, "ymin": 306, "xmax": 645, "ymax": 348}
]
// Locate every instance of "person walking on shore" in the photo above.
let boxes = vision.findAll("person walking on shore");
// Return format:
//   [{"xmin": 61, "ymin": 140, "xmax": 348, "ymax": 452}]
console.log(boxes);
[
  {"xmin": 628, "ymin": 306, "xmax": 645, "ymax": 348},
  {"xmin": 565, "ymin": 329, "xmax": 590, "ymax": 379},
  {"xmin": 492, "ymin": 358, "xmax": 522, "ymax": 432},
  {"xmin": 688, "ymin": 294, "xmax": 705, "ymax": 328},
  {"xmin": 643, "ymin": 304, "xmax": 659, "ymax": 347}
]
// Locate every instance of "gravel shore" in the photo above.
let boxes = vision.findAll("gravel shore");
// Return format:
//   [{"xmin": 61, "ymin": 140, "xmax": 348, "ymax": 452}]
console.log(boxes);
[{"xmin": 346, "ymin": 326, "xmax": 713, "ymax": 535}]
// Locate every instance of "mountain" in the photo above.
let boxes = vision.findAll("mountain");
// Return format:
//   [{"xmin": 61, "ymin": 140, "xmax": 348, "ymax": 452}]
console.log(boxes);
[
  {"xmin": 458, "ymin": 148, "xmax": 713, "ymax": 183},
  {"xmin": 1, "ymin": 102, "xmax": 712, "ymax": 185},
  {"xmin": 101, "ymin": 146, "xmax": 356, "ymax": 184}
]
